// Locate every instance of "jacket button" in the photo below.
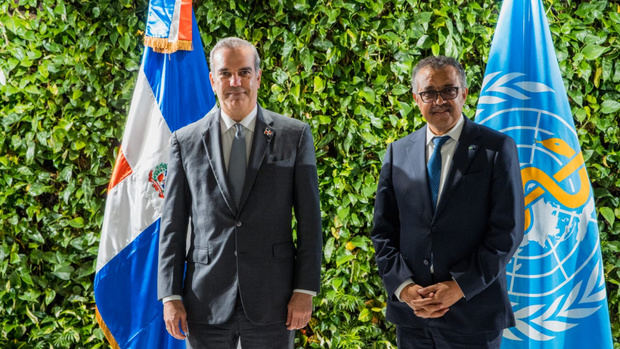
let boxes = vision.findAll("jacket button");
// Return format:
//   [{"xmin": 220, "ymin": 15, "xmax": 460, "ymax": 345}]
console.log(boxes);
[
  {"xmin": 423, "ymin": 259, "xmax": 429, "ymax": 266},
  {"xmin": 236, "ymin": 221, "xmax": 242, "ymax": 227}
]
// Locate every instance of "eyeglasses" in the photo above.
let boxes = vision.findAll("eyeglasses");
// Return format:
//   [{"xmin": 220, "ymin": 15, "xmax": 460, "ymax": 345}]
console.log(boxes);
[{"xmin": 417, "ymin": 87, "xmax": 460, "ymax": 103}]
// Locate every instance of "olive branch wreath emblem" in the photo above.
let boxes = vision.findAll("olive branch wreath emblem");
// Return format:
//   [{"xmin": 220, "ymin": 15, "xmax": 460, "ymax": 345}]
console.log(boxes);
[{"xmin": 478, "ymin": 72, "xmax": 606, "ymax": 341}]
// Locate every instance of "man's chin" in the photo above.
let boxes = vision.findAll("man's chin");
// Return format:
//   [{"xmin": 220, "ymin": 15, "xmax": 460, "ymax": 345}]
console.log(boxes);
[
  {"xmin": 225, "ymin": 98, "xmax": 249, "ymax": 107},
  {"xmin": 223, "ymin": 99, "xmax": 252, "ymax": 114},
  {"xmin": 431, "ymin": 111, "xmax": 452, "ymax": 119}
]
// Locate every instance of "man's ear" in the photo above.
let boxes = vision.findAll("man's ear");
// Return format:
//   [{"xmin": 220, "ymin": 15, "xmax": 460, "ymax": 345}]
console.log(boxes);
[
  {"xmin": 209, "ymin": 72, "xmax": 216, "ymax": 91},
  {"xmin": 412, "ymin": 92, "xmax": 422, "ymax": 108}
]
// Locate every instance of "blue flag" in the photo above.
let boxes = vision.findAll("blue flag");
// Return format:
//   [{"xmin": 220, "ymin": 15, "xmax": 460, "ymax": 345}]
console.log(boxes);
[
  {"xmin": 475, "ymin": 0, "xmax": 613, "ymax": 347},
  {"xmin": 94, "ymin": 1, "xmax": 215, "ymax": 347}
]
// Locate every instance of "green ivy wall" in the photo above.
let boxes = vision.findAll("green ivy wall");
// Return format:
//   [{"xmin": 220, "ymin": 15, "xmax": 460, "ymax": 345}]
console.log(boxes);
[{"xmin": 1, "ymin": 0, "xmax": 618, "ymax": 347}]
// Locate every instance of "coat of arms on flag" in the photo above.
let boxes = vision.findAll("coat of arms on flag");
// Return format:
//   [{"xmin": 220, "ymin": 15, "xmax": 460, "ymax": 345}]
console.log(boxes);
[{"xmin": 94, "ymin": 0, "xmax": 215, "ymax": 348}]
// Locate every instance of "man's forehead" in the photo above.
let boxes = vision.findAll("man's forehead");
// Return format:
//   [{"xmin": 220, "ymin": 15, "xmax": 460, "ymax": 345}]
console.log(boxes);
[
  {"xmin": 416, "ymin": 66, "xmax": 460, "ymax": 87},
  {"xmin": 212, "ymin": 47, "xmax": 254, "ymax": 69}
]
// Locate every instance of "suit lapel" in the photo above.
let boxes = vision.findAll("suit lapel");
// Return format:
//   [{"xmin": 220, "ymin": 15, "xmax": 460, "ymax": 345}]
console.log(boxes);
[
  {"xmin": 202, "ymin": 109, "xmax": 236, "ymax": 215},
  {"xmin": 435, "ymin": 117, "xmax": 479, "ymax": 217},
  {"xmin": 406, "ymin": 127, "xmax": 434, "ymax": 221},
  {"xmin": 237, "ymin": 106, "xmax": 272, "ymax": 211}
]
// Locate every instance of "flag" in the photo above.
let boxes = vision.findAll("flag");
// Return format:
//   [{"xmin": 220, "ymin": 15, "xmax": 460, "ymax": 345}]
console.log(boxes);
[
  {"xmin": 475, "ymin": 0, "xmax": 613, "ymax": 347},
  {"xmin": 94, "ymin": 0, "xmax": 215, "ymax": 347}
]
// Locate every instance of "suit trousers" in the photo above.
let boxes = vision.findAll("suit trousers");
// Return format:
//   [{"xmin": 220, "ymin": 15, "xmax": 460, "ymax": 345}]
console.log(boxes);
[
  {"xmin": 186, "ymin": 295, "xmax": 294, "ymax": 349},
  {"xmin": 396, "ymin": 326, "xmax": 502, "ymax": 349}
]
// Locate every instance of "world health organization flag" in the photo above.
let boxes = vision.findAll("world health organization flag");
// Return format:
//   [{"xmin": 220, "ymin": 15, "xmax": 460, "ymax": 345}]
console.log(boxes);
[
  {"xmin": 475, "ymin": 0, "xmax": 613, "ymax": 347},
  {"xmin": 94, "ymin": 0, "xmax": 215, "ymax": 347}
]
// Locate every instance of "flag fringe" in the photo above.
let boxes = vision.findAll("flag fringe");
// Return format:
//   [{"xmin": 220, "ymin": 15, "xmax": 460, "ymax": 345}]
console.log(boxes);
[
  {"xmin": 144, "ymin": 36, "xmax": 192, "ymax": 53},
  {"xmin": 96, "ymin": 307, "xmax": 121, "ymax": 349}
]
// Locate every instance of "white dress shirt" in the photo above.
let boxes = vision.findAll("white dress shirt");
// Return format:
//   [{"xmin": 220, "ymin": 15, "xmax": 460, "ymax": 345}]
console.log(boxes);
[
  {"xmin": 220, "ymin": 106, "xmax": 257, "ymax": 170},
  {"xmin": 164, "ymin": 106, "xmax": 314, "ymax": 303},
  {"xmin": 394, "ymin": 115, "xmax": 465, "ymax": 301}
]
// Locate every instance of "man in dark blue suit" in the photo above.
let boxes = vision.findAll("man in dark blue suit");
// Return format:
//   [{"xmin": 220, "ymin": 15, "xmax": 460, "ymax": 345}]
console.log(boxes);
[{"xmin": 371, "ymin": 56, "xmax": 524, "ymax": 348}]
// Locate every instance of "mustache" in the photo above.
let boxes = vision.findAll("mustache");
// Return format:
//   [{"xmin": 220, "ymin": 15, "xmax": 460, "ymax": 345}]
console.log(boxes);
[{"xmin": 431, "ymin": 106, "xmax": 451, "ymax": 112}]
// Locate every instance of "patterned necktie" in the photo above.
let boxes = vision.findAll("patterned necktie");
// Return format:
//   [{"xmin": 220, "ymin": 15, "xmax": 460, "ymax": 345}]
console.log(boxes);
[
  {"xmin": 427, "ymin": 135, "xmax": 450, "ymax": 209},
  {"xmin": 228, "ymin": 123, "xmax": 246, "ymax": 207}
]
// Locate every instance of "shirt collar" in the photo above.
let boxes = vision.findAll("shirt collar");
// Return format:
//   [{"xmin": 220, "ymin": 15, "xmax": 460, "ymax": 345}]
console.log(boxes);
[
  {"xmin": 220, "ymin": 105, "xmax": 257, "ymax": 132},
  {"xmin": 425, "ymin": 114, "xmax": 465, "ymax": 145}
]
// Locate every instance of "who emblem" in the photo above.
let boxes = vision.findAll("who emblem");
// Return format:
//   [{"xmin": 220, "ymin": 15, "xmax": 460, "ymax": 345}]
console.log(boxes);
[{"xmin": 477, "ymin": 72, "xmax": 607, "ymax": 341}]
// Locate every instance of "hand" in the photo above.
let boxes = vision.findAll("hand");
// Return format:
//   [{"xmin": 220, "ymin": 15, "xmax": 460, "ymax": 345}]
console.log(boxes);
[
  {"xmin": 286, "ymin": 292, "xmax": 313, "ymax": 330},
  {"xmin": 399, "ymin": 283, "xmax": 426, "ymax": 304},
  {"xmin": 163, "ymin": 300, "xmax": 189, "ymax": 340},
  {"xmin": 410, "ymin": 280, "xmax": 464, "ymax": 319},
  {"xmin": 400, "ymin": 283, "xmax": 440, "ymax": 317}
]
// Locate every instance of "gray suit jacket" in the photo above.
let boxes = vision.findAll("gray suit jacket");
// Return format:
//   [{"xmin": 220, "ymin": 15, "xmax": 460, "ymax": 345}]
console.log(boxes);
[{"xmin": 157, "ymin": 106, "xmax": 322, "ymax": 325}]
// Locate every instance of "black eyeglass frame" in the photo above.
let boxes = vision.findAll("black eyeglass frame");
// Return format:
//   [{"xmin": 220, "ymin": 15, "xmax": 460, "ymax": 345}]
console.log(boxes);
[{"xmin": 417, "ymin": 86, "xmax": 461, "ymax": 103}]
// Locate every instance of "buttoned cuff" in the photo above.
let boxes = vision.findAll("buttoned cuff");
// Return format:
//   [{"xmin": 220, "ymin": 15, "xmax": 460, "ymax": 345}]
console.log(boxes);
[
  {"xmin": 162, "ymin": 295, "xmax": 182, "ymax": 303},
  {"xmin": 395, "ymin": 279, "xmax": 415, "ymax": 302},
  {"xmin": 293, "ymin": 289, "xmax": 316, "ymax": 297}
]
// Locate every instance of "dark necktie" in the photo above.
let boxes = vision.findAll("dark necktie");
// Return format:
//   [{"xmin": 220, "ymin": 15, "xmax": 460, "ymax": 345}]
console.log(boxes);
[
  {"xmin": 228, "ymin": 123, "xmax": 246, "ymax": 207},
  {"xmin": 427, "ymin": 135, "xmax": 450, "ymax": 209}
]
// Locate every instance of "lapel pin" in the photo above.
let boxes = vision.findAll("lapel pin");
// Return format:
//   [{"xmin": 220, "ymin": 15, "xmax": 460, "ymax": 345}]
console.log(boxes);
[
  {"xmin": 467, "ymin": 145, "xmax": 478, "ymax": 162},
  {"xmin": 264, "ymin": 127, "xmax": 274, "ymax": 141}
]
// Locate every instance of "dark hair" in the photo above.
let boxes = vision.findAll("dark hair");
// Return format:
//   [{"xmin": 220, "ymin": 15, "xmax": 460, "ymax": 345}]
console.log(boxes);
[{"xmin": 411, "ymin": 56, "xmax": 467, "ymax": 92}]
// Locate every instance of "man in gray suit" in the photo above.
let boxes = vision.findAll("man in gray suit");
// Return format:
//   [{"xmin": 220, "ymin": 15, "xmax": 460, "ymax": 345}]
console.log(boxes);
[{"xmin": 158, "ymin": 37, "xmax": 322, "ymax": 348}]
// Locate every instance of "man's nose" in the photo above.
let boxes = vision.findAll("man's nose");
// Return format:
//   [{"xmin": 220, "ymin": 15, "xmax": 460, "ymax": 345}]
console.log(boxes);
[
  {"xmin": 433, "ymin": 93, "xmax": 447, "ymax": 104},
  {"xmin": 229, "ymin": 74, "xmax": 242, "ymax": 86}
]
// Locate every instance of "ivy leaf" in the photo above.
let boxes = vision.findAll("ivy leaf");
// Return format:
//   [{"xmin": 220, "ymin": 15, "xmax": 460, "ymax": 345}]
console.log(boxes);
[
  {"xmin": 52, "ymin": 264, "xmax": 75, "ymax": 281},
  {"xmin": 45, "ymin": 289, "xmax": 57, "ymax": 306},
  {"xmin": 25, "ymin": 307, "xmax": 39, "ymax": 325},
  {"xmin": 582, "ymin": 44, "xmax": 608, "ymax": 60},
  {"xmin": 336, "ymin": 253, "xmax": 356, "ymax": 267},
  {"xmin": 358, "ymin": 308, "xmax": 371, "ymax": 322},
  {"xmin": 67, "ymin": 217, "xmax": 85, "ymax": 228},
  {"xmin": 600, "ymin": 100, "xmax": 620, "ymax": 114},
  {"xmin": 313, "ymin": 76, "xmax": 325, "ymax": 93},
  {"xmin": 600, "ymin": 207, "xmax": 615, "ymax": 226},
  {"xmin": 324, "ymin": 237, "xmax": 335, "ymax": 263},
  {"xmin": 359, "ymin": 87, "xmax": 375, "ymax": 103}
]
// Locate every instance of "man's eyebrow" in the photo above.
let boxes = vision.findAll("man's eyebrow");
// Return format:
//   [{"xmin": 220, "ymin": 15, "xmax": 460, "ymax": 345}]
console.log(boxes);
[
  {"xmin": 422, "ymin": 84, "xmax": 457, "ymax": 91},
  {"xmin": 217, "ymin": 67, "xmax": 253, "ymax": 73}
]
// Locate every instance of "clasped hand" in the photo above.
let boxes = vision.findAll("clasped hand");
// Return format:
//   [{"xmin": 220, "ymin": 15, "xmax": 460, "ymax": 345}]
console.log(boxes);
[{"xmin": 399, "ymin": 281, "xmax": 464, "ymax": 319}]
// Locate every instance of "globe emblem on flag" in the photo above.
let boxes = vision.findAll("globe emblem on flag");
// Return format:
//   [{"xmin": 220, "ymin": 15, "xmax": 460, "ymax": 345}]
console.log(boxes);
[{"xmin": 477, "ymin": 72, "xmax": 607, "ymax": 342}]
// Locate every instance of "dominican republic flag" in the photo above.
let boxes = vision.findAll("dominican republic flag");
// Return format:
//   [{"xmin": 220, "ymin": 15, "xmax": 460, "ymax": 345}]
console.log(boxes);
[
  {"xmin": 94, "ymin": 1, "xmax": 215, "ymax": 347},
  {"xmin": 475, "ymin": 0, "xmax": 613, "ymax": 348}
]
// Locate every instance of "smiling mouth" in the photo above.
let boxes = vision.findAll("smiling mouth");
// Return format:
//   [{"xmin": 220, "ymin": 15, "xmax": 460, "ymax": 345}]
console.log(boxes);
[{"xmin": 226, "ymin": 90, "xmax": 246, "ymax": 97}]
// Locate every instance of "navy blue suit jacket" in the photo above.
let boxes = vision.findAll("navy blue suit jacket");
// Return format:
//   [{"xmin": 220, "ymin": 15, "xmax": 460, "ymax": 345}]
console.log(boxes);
[{"xmin": 371, "ymin": 116, "xmax": 524, "ymax": 332}]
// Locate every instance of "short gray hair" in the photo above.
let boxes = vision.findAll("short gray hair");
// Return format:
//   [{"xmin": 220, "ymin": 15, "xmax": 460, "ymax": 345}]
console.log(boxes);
[
  {"xmin": 411, "ymin": 56, "xmax": 467, "ymax": 93},
  {"xmin": 209, "ymin": 37, "xmax": 261, "ymax": 73}
]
